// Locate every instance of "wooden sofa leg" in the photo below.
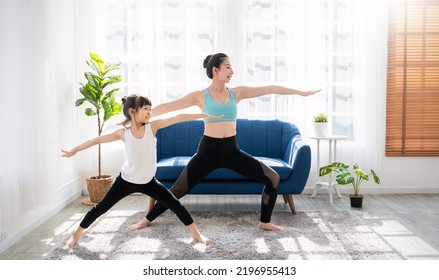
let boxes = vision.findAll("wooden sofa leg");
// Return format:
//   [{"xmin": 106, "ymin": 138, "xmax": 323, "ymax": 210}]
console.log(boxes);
[
  {"xmin": 283, "ymin": 194, "xmax": 297, "ymax": 215},
  {"xmin": 148, "ymin": 197, "xmax": 156, "ymax": 211}
]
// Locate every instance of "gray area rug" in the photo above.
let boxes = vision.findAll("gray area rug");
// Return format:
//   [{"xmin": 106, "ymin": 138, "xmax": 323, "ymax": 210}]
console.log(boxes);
[{"xmin": 48, "ymin": 210, "xmax": 405, "ymax": 260}]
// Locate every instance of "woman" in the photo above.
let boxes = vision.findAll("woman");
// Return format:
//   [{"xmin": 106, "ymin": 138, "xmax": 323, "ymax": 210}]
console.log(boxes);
[
  {"xmin": 61, "ymin": 94, "xmax": 221, "ymax": 248},
  {"xmin": 131, "ymin": 53, "xmax": 319, "ymax": 232}
]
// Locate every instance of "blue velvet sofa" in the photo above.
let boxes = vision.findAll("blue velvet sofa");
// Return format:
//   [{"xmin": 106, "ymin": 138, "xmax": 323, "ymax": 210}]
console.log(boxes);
[{"xmin": 152, "ymin": 119, "xmax": 311, "ymax": 214}]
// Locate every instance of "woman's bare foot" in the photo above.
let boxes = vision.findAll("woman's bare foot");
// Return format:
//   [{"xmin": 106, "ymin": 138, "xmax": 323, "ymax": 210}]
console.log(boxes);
[
  {"xmin": 258, "ymin": 222, "xmax": 286, "ymax": 232},
  {"xmin": 128, "ymin": 218, "xmax": 151, "ymax": 231},
  {"xmin": 193, "ymin": 234, "xmax": 213, "ymax": 245},
  {"xmin": 188, "ymin": 223, "xmax": 212, "ymax": 245}
]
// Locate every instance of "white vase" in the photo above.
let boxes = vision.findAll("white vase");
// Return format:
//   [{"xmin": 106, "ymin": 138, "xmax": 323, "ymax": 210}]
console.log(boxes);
[{"xmin": 313, "ymin": 122, "xmax": 328, "ymax": 137}]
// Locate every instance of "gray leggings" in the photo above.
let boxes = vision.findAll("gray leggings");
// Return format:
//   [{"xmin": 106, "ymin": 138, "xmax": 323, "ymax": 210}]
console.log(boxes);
[{"xmin": 147, "ymin": 135, "xmax": 280, "ymax": 223}]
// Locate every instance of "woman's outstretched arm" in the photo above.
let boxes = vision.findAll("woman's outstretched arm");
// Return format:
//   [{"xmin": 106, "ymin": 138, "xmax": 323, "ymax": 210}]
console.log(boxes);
[
  {"xmin": 234, "ymin": 85, "xmax": 320, "ymax": 102},
  {"xmin": 151, "ymin": 91, "xmax": 204, "ymax": 117}
]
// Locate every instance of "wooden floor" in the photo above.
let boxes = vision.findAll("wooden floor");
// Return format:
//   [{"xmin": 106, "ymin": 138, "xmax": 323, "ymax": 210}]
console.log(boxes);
[{"xmin": 1, "ymin": 193, "xmax": 439, "ymax": 260}]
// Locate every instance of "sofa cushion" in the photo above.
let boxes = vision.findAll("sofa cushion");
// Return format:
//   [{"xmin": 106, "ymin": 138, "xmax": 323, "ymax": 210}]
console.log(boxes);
[{"xmin": 156, "ymin": 156, "xmax": 292, "ymax": 181}]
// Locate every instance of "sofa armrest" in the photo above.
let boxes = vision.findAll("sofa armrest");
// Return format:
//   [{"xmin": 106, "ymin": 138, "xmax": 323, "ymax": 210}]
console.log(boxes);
[{"xmin": 283, "ymin": 135, "xmax": 312, "ymax": 191}]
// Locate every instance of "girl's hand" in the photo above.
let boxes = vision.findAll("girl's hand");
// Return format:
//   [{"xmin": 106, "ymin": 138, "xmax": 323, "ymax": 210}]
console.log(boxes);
[
  {"xmin": 61, "ymin": 149, "xmax": 76, "ymax": 158},
  {"xmin": 203, "ymin": 114, "xmax": 224, "ymax": 120}
]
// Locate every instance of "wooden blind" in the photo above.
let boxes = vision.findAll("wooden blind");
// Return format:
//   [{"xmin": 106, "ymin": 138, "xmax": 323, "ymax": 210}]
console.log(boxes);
[{"xmin": 386, "ymin": 0, "xmax": 439, "ymax": 156}]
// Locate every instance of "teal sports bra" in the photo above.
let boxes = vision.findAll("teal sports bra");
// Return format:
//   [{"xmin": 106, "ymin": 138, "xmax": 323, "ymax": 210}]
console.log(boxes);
[{"xmin": 202, "ymin": 87, "xmax": 238, "ymax": 123}]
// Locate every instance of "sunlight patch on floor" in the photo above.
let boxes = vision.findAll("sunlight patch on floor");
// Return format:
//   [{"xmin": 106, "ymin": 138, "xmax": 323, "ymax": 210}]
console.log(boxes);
[
  {"xmin": 254, "ymin": 238, "xmax": 270, "ymax": 253},
  {"xmin": 369, "ymin": 218, "xmax": 439, "ymax": 258},
  {"xmin": 278, "ymin": 237, "xmax": 299, "ymax": 251}
]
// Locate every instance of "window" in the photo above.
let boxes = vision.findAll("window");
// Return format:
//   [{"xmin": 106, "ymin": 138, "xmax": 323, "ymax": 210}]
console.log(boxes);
[
  {"xmin": 243, "ymin": 0, "xmax": 355, "ymax": 139},
  {"xmin": 103, "ymin": 0, "xmax": 215, "ymax": 104},
  {"xmin": 96, "ymin": 0, "xmax": 361, "ymax": 141},
  {"xmin": 386, "ymin": 0, "xmax": 439, "ymax": 156}
]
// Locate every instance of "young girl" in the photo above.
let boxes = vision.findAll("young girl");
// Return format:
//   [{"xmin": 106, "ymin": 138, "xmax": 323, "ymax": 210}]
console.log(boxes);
[
  {"xmin": 135, "ymin": 53, "xmax": 319, "ymax": 232},
  {"xmin": 61, "ymin": 94, "xmax": 221, "ymax": 249}
]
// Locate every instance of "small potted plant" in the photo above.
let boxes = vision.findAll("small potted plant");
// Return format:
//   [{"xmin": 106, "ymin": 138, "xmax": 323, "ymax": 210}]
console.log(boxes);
[
  {"xmin": 75, "ymin": 52, "xmax": 123, "ymax": 204},
  {"xmin": 312, "ymin": 113, "xmax": 328, "ymax": 137},
  {"xmin": 319, "ymin": 162, "xmax": 380, "ymax": 208}
]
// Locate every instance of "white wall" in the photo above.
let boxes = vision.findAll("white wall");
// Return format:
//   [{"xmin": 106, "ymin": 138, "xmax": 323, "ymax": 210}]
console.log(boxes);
[
  {"xmin": 305, "ymin": 141, "xmax": 439, "ymax": 195},
  {"xmin": 0, "ymin": 0, "xmax": 80, "ymax": 254}
]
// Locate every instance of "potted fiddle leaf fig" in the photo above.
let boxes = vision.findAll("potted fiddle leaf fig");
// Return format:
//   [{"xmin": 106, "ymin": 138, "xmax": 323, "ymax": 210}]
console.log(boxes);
[
  {"xmin": 76, "ymin": 52, "xmax": 123, "ymax": 204},
  {"xmin": 312, "ymin": 113, "xmax": 328, "ymax": 137},
  {"xmin": 319, "ymin": 162, "xmax": 380, "ymax": 208}
]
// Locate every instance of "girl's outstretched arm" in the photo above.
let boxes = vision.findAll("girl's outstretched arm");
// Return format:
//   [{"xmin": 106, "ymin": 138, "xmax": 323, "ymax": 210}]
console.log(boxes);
[
  {"xmin": 61, "ymin": 129, "xmax": 124, "ymax": 158},
  {"xmin": 234, "ymin": 85, "xmax": 320, "ymax": 102}
]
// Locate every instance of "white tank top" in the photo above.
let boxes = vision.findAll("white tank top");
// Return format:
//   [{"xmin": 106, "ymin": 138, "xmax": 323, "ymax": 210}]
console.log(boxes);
[{"xmin": 121, "ymin": 123, "xmax": 157, "ymax": 184}]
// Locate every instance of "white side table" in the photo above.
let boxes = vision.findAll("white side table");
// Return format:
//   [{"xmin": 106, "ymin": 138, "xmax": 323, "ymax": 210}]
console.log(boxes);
[{"xmin": 310, "ymin": 135, "xmax": 347, "ymax": 203}]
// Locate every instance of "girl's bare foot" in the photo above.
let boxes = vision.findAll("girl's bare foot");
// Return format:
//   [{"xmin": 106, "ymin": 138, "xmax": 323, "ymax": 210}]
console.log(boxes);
[
  {"xmin": 128, "ymin": 218, "xmax": 151, "ymax": 231},
  {"xmin": 63, "ymin": 227, "xmax": 84, "ymax": 249},
  {"xmin": 258, "ymin": 222, "xmax": 286, "ymax": 232},
  {"xmin": 63, "ymin": 236, "xmax": 78, "ymax": 249}
]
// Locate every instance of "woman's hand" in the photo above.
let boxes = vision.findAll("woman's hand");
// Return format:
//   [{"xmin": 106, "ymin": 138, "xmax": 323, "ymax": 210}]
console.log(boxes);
[{"xmin": 299, "ymin": 89, "xmax": 321, "ymax": 96}]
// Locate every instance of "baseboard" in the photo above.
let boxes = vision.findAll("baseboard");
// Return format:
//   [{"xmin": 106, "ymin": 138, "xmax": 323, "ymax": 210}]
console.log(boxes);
[{"xmin": 0, "ymin": 187, "xmax": 81, "ymax": 255}]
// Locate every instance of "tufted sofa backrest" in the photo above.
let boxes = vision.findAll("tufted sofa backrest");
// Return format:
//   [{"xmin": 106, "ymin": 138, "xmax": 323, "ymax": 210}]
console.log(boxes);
[{"xmin": 156, "ymin": 119, "xmax": 301, "ymax": 160}]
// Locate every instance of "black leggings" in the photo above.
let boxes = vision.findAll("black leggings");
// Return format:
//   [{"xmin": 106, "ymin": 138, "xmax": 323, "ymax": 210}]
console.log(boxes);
[
  {"xmin": 147, "ymin": 135, "xmax": 280, "ymax": 223},
  {"xmin": 80, "ymin": 174, "xmax": 194, "ymax": 229}
]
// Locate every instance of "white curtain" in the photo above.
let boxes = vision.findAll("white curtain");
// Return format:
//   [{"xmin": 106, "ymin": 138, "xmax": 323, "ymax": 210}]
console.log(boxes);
[{"xmin": 348, "ymin": 0, "xmax": 388, "ymax": 171}]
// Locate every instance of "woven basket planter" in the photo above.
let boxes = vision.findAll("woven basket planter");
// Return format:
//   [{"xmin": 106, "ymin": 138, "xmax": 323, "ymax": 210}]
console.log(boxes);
[{"xmin": 86, "ymin": 175, "xmax": 113, "ymax": 203}]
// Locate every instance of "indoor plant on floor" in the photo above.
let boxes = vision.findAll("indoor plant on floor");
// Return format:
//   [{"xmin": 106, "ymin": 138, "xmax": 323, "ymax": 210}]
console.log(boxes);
[
  {"xmin": 76, "ymin": 52, "xmax": 123, "ymax": 205},
  {"xmin": 319, "ymin": 162, "xmax": 380, "ymax": 207}
]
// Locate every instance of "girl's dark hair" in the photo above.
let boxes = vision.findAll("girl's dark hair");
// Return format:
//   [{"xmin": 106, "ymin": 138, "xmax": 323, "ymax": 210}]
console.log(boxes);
[
  {"xmin": 203, "ymin": 53, "xmax": 229, "ymax": 79},
  {"xmin": 121, "ymin": 94, "xmax": 152, "ymax": 126}
]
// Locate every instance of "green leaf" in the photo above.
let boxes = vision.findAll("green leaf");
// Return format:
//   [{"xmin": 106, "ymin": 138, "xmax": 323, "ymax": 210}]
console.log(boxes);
[
  {"xmin": 336, "ymin": 173, "xmax": 355, "ymax": 185},
  {"xmin": 84, "ymin": 83, "xmax": 99, "ymax": 100},
  {"xmin": 90, "ymin": 52, "xmax": 104, "ymax": 73},
  {"xmin": 75, "ymin": 98, "xmax": 86, "ymax": 107},
  {"xmin": 84, "ymin": 72, "xmax": 102, "ymax": 92},
  {"xmin": 371, "ymin": 169, "xmax": 380, "ymax": 184},
  {"xmin": 86, "ymin": 59, "xmax": 102, "ymax": 77},
  {"xmin": 79, "ymin": 85, "xmax": 99, "ymax": 108},
  {"xmin": 102, "ymin": 62, "xmax": 122, "ymax": 76},
  {"xmin": 102, "ymin": 88, "xmax": 120, "ymax": 101},
  {"xmin": 355, "ymin": 169, "xmax": 369, "ymax": 181},
  {"xmin": 84, "ymin": 108, "xmax": 96, "ymax": 116},
  {"xmin": 330, "ymin": 162, "xmax": 350, "ymax": 169},
  {"xmin": 102, "ymin": 92, "xmax": 122, "ymax": 121},
  {"xmin": 319, "ymin": 166, "xmax": 333, "ymax": 176},
  {"xmin": 102, "ymin": 76, "xmax": 123, "ymax": 89},
  {"xmin": 103, "ymin": 100, "xmax": 122, "ymax": 121},
  {"xmin": 319, "ymin": 162, "xmax": 351, "ymax": 176}
]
